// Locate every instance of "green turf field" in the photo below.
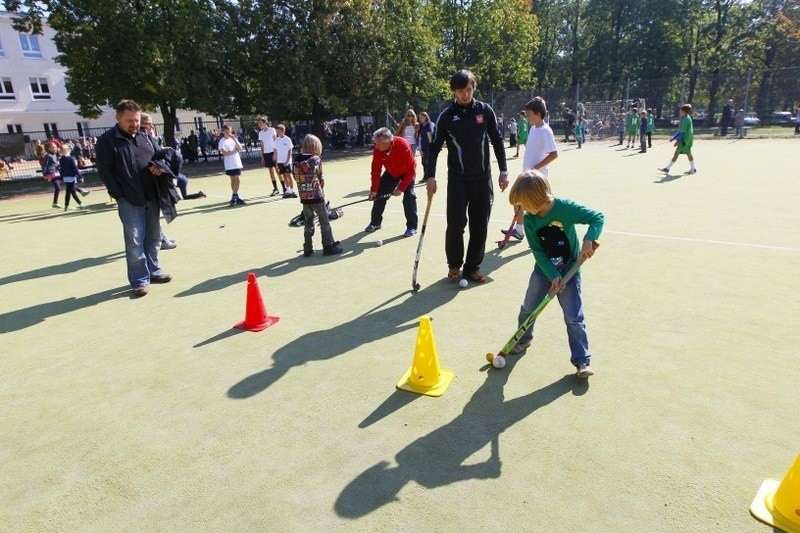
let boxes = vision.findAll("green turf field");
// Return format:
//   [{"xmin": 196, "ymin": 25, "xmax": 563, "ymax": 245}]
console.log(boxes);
[{"xmin": 1, "ymin": 138, "xmax": 798, "ymax": 532}]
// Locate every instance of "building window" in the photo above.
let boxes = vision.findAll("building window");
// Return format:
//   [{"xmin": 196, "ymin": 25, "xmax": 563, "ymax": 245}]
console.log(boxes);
[
  {"xmin": 44, "ymin": 123, "xmax": 58, "ymax": 137},
  {"xmin": 0, "ymin": 77, "xmax": 14, "ymax": 99},
  {"xmin": 77, "ymin": 121, "xmax": 90, "ymax": 136},
  {"xmin": 19, "ymin": 34, "xmax": 42, "ymax": 59},
  {"xmin": 7, "ymin": 124, "xmax": 22, "ymax": 134},
  {"xmin": 0, "ymin": 37, "xmax": 6, "ymax": 58},
  {"xmin": 29, "ymin": 77, "xmax": 50, "ymax": 100}
]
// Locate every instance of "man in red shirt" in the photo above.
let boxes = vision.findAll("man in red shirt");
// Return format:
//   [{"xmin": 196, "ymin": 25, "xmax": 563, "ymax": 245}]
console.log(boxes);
[{"xmin": 365, "ymin": 127, "xmax": 418, "ymax": 237}]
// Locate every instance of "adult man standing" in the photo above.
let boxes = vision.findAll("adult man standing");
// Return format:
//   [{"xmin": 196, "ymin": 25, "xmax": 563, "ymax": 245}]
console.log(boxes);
[
  {"xmin": 721, "ymin": 99, "xmax": 734, "ymax": 136},
  {"xmin": 96, "ymin": 99, "xmax": 172, "ymax": 297},
  {"xmin": 198, "ymin": 127, "xmax": 210, "ymax": 162},
  {"xmin": 426, "ymin": 69, "xmax": 508, "ymax": 283},
  {"xmin": 257, "ymin": 117, "xmax": 281, "ymax": 196},
  {"xmin": 365, "ymin": 127, "xmax": 418, "ymax": 237}
]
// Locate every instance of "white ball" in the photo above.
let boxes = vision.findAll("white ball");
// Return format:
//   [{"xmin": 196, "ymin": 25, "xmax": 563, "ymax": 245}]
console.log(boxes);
[
  {"xmin": 375, "ymin": 239, "xmax": 383, "ymax": 247},
  {"xmin": 492, "ymin": 355, "xmax": 506, "ymax": 368},
  {"xmin": 458, "ymin": 279, "xmax": 468, "ymax": 288}
]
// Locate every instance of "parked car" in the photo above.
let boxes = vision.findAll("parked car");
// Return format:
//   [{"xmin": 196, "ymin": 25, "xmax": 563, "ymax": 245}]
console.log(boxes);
[{"xmin": 771, "ymin": 111, "xmax": 794, "ymax": 126}]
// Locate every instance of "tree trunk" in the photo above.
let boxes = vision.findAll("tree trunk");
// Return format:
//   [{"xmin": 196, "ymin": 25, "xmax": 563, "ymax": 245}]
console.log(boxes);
[{"xmin": 707, "ymin": 69, "xmax": 720, "ymax": 127}]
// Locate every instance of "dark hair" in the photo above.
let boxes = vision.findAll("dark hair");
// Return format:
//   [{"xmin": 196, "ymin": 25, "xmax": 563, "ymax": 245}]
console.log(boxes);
[
  {"xmin": 680, "ymin": 103, "xmax": 693, "ymax": 114},
  {"xmin": 524, "ymin": 96, "xmax": 547, "ymax": 118},
  {"xmin": 450, "ymin": 69, "xmax": 477, "ymax": 90},
  {"xmin": 115, "ymin": 99, "xmax": 141, "ymax": 114}
]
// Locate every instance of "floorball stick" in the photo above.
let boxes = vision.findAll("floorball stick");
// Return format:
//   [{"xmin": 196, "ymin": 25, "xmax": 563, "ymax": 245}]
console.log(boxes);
[
  {"xmin": 486, "ymin": 241, "xmax": 599, "ymax": 368},
  {"xmin": 497, "ymin": 205, "xmax": 522, "ymax": 249},
  {"xmin": 411, "ymin": 194, "xmax": 434, "ymax": 292}
]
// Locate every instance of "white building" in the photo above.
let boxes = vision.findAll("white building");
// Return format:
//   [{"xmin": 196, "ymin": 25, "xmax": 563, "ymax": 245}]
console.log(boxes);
[{"xmin": 0, "ymin": 11, "xmax": 217, "ymax": 142}]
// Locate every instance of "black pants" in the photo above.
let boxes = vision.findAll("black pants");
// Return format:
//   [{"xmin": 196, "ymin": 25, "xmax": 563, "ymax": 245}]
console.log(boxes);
[
  {"xmin": 446, "ymin": 177, "xmax": 493, "ymax": 273},
  {"xmin": 370, "ymin": 171, "xmax": 418, "ymax": 230},
  {"xmin": 647, "ymin": 131, "xmax": 652, "ymax": 148},
  {"xmin": 64, "ymin": 181, "xmax": 81, "ymax": 207}
]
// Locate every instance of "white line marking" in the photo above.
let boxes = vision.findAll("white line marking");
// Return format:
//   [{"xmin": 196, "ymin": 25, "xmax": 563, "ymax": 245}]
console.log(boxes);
[{"xmin": 349, "ymin": 204, "xmax": 800, "ymax": 253}]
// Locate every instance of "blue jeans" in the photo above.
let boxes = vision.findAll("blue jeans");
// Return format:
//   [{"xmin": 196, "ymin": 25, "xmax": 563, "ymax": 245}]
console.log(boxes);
[
  {"xmin": 517, "ymin": 269, "xmax": 590, "ymax": 367},
  {"xmin": 116, "ymin": 197, "xmax": 163, "ymax": 288}
]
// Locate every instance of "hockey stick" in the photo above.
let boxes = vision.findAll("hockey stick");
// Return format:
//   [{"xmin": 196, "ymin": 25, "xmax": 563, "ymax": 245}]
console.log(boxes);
[
  {"xmin": 411, "ymin": 193, "xmax": 434, "ymax": 292},
  {"xmin": 497, "ymin": 205, "xmax": 522, "ymax": 249},
  {"xmin": 486, "ymin": 241, "xmax": 599, "ymax": 368}
]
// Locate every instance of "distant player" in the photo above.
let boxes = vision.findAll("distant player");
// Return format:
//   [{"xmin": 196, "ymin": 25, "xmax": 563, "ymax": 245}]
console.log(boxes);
[
  {"xmin": 646, "ymin": 108, "xmax": 655, "ymax": 148},
  {"xmin": 659, "ymin": 104, "xmax": 696, "ymax": 174},
  {"xmin": 506, "ymin": 169, "xmax": 604, "ymax": 378},
  {"xmin": 274, "ymin": 124, "xmax": 296, "ymax": 198},
  {"xmin": 218, "ymin": 125, "xmax": 245, "ymax": 205},
  {"xmin": 626, "ymin": 107, "xmax": 639, "ymax": 149},
  {"xmin": 502, "ymin": 96, "xmax": 558, "ymax": 242},
  {"xmin": 258, "ymin": 117, "xmax": 281, "ymax": 196}
]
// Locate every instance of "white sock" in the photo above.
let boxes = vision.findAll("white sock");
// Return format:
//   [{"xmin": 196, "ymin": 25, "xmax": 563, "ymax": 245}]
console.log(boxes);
[
  {"xmin": 690, "ymin": 161, "xmax": 696, "ymax": 170},
  {"xmin": 665, "ymin": 161, "xmax": 673, "ymax": 170},
  {"xmin": 514, "ymin": 223, "xmax": 524, "ymax": 233}
]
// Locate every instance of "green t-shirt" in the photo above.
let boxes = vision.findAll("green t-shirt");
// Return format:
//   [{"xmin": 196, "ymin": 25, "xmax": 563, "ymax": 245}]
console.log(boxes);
[
  {"xmin": 647, "ymin": 114, "xmax": 655, "ymax": 133},
  {"xmin": 679, "ymin": 115, "xmax": 693, "ymax": 147},
  {"xmin": 522, "ymin": 198, "xmax": 604, "ymax": 281}
]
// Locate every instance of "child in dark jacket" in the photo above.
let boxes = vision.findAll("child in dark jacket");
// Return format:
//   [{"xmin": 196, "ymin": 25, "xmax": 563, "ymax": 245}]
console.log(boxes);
[
  {"xmin": 59, "ymin": 146, "xmax": 85, "ymax": 211},
  {"xmin": 292, "ymin": 134, "xmax": 342, "ymax": 257},
  {"xmin": 42, "ymin": 141, "xmax": 62, "ymax": 208}
]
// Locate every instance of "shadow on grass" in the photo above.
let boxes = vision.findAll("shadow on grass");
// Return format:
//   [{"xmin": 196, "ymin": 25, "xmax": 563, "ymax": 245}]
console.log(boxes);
[
  {"xmin": 654, "ymin": 173, "xmax": 683, "ymax": 184},
  {"xmin": 175, "ymin": 232, "xmax": 407, "ymax": 297},
  {"xmin": 0, "ymin": 252, "xmax": 124, "ymax": 286},
  {"xmin": 227, "ymin": 279, "xmax": 459, "ymax": 399},
  {"xmin": 0, "ymin": 202, "xmax": 116, "ymax": 224},
  {"xmin": 0, "ymin": 285, "xmax": 131, "ymax": 334},
  {"xmin": 335, "ymin": 360, "xmax": 588, "ymax": 518}
]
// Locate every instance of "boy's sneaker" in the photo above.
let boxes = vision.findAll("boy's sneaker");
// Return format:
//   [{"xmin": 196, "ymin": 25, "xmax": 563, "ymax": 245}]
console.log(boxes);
[
  {"xmin": 509, "ymin": 341, "xmax": 531, "ymax": 355},
  {"xmin": 235, "ymin": 198, "xmax": 246, "ymax": 205},
  {"xmin": 403, "ymin": 228, "xmax": 416, "ymax": 237},
  {"xmin": 161, "ymin": 240, "xmax": 177, "ymax": 250},
  {"xmin": 52, "ymin": 203, "xmax": 61, "ymax": 209},
  {"xmin": 270, "ymin": 189, "xmax": 281, "ymax": 196},
  {"xmin": 79, "ymin": 189, "xmax": 91, "ymax": 197},
  {"xmin": 501, "ymin": 228, "xmax": 524, "ymax": 240},
  {"xmin": 229, "ymin": 198, "xmax": 236, "ymax": 206},
  {"xmin": 577, "ymin": 364, "xmax": 594, "ymax": 378},
  {"xmin": 685, "ymin": 169, "xmax": 697, "ymax": 175},
  {"xmin": 323, "ymin": 244, "xmax": 343, "ymax": 256},
  {"xmin": 365, "ymin": 224, "xmax": 381, "ymax": 233},
  {"xmin": 303, "ymin": 247, "xmax": 314, "ymax": 257},
  {"xmin": 198, "ymin": 191, "xmax": 207, "ymax": 198},
  {"xmin": 657, "ymin": 167, "xmax": 670, "ymax": 172},
  {"xmin": 78, "ymin": 204, "xmax": 86, "ymax": 210}
]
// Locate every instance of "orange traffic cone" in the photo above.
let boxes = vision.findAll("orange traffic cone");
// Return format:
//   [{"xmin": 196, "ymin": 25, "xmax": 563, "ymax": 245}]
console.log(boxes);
[
  {"xmin": 234, "ymin": 272, "xmax": 279, "ymax": 332},
  {"xmin": 751, "ymin": 454, "xmax": 800, "ymax": 532},
  {"xmin": 396, "ymin": 316, "xmax": 453, "ymax": 397}
]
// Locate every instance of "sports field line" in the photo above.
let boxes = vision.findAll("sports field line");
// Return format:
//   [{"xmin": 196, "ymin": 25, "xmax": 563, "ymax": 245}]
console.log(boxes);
[{"xmin": 348, "ymin": 204, "xmax": 800, "ymax": 253}]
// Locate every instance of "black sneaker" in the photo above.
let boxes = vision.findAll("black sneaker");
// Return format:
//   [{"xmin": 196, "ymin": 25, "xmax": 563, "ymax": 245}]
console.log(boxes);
[
  {"xmin": 229, "ymin": 198, "xmax": 236, "ymax": 206},
  {"xmin": 323, "ymin": 244, "xmax": 343, "ymax": 256},
  {"xmin": 271, "ymin": 189, "xmax": 281, "ymax": 196},
  {"xmin": 303, "ymin": 247, "xmax": 314, "ymax": 257},
  {"xmin": 235, "ymin": 198, "xmax": 246, "ymax": 205}
]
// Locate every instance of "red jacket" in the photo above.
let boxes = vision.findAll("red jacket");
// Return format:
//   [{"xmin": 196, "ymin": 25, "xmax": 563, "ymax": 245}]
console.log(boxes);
[{"xmin": 370, "ymin": 136, "xmax": 415, "ymax": 193}]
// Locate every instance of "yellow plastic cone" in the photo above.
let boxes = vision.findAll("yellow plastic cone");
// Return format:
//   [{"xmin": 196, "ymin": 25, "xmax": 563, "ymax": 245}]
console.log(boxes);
[
  {"xmin": 396, "ymin": 316, "xmax": 453, "ymax": 397},
  {"xmin": 750, "ymin": 454, "xmax": 800, "ymax": 533}
]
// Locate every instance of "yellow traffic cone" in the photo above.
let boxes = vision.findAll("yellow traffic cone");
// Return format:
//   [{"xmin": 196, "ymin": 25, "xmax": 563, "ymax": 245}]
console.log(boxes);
[
  {"xmin": 750, "ymin": 454, "xmax": 800, "ymax": 533},
  {"xmin": 396, "ymin": 316, "xmax": 454, "ymax": 397}
]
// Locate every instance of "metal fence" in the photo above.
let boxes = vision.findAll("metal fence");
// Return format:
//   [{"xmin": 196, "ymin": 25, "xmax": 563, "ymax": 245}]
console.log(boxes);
[{"xmin": 401, "ymin": 66, "xmax": 800, "ymax": 138}]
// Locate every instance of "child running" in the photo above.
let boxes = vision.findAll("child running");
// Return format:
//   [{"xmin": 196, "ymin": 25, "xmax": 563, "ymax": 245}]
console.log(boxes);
[
  {"xmin": 59, "ymin": 146, "xmax": 85, "ymax": 211},
  {"xmin": 502, "ymin": 96, "xmax": 558, "ymax": 241},
  {"xmin": 292, "ymin": 134, "xmax": 343, "ymax": 257},
  {"xmin": 41, "ymin": 141, "xmax": 62, "ymax": 208},
  {"xmin": 659, "ymin": 103, "xmax": 697, "ymax": 174},
  {"xmin": 507, "ymin": 169, "xmax": 604, "ymax": 378}
]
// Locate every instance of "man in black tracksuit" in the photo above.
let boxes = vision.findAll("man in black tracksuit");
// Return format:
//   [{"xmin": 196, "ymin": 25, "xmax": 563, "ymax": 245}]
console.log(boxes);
[{"xmin": 425, "ymin": 70, "xmax": 509, "ymax": 283}]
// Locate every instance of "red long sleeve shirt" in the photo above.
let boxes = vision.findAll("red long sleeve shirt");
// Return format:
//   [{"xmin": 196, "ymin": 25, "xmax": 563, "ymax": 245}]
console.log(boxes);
[{"xmin": 370, "ymin": 136, "xmax": 416, "ymax": 193}]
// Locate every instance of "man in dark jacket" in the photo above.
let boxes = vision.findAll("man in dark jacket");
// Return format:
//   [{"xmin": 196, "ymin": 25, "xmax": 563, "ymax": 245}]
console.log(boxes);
[
  {"xmin": 425, "ymin": 69, "xmax": 508, "ymax": 283},
  {"xmin": 96, "ymin": 99, "xmax": 172, "ymax": 297}
]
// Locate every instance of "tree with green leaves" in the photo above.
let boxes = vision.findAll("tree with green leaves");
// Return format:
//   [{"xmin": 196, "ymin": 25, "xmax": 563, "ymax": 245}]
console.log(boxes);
[{"xmin": 5, "ymin": 0, "xmax": 237, "ymax": 145}]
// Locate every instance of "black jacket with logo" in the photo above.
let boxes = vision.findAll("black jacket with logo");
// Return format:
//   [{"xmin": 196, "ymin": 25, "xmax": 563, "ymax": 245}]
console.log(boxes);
[{"xmin": 426, "ymin": 98, "xmax": 507, "ymax": 180}]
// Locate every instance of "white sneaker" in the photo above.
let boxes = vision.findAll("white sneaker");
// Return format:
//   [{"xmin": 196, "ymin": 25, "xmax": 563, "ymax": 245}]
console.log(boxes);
[{"xmin": 577, "ymin": 364, "xmax": 594, "ymax": 378}]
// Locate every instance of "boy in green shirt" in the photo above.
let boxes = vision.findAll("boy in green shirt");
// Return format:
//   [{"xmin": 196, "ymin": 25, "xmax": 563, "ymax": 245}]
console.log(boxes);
[
  {"xmin": 626, "ymin": 108, "xmax": 639, "ymax": 149},
  {"xmin": 507, "ymin": 169, "xmax": 604, "ymax": 378},
  {"xmin": 659, "ymin": 104, "xmax": 696, "ymax": 174}
]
